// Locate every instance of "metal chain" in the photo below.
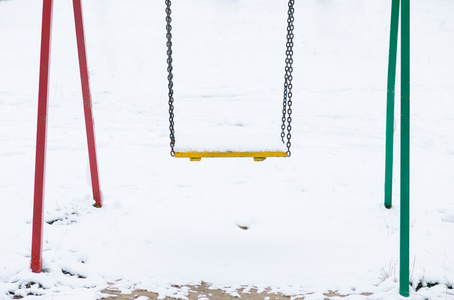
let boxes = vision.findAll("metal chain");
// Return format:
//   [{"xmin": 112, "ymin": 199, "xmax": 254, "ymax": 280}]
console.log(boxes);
[
  {"xmin": 281, "ymin": 0, "xmax": 295, "ymax": 157},
  {"xmin": 165, "ymin": 0, "xmax": 175, "ymax": 156},
  {"xmin": 281, "ymin": 81, "xmax": 287, "ymax": 143}
]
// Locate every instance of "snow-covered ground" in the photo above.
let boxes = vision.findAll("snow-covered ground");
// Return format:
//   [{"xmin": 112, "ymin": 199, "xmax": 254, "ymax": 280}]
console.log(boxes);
[{"xmin": 1, "ymin": 0, "xmax": 454, "ymax": 299}]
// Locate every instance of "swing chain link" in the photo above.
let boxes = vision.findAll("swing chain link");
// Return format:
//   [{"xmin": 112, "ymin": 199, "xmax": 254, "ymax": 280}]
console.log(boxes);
[
  {"xmin": 281, "ymin": 0, "xmax": 295, "ymax": 157},
  {"xmin": 166, "ymin": 0, "xmax": 176, "ymax": 157}
]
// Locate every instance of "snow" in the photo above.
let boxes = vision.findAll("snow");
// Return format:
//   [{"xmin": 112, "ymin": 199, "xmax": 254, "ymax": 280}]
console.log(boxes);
[{"xmin": 0, "ymin": 0, "xmax": 454, "ymax": 299}]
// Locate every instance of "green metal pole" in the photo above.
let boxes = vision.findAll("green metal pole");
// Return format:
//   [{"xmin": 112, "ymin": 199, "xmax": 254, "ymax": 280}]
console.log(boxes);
[
  {"xmin": 384, "ymin": 0, "xmax": 400, "ymax": 209},
  {"xmin": 399, "ymin": 0, "xmax": 410, "ymax": 296}
]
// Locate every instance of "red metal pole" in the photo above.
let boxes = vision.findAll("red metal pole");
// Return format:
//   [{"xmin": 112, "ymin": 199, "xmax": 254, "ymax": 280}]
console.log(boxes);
[
  {"xmin": 72, "ymin": 0, "xmax": 103, "ymax": 207},
  {"xmin": 31, "ymin": 0, "xmax": 54, "ymax": 273}
]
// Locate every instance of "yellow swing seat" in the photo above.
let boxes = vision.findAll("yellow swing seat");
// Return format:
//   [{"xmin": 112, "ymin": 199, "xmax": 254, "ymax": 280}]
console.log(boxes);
[{"xmin": 174, "ymin": 151, "xmax": 287, "ymax": 162}]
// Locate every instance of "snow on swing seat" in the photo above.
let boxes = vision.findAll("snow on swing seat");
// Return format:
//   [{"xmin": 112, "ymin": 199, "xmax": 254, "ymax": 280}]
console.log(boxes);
[
  {"xmin": 173, "ymin": 131, "xmax": 287, "ymax": 161},
  {"xmin": 175, "ymin": 134, "xmax": 287, "ymax": 161}
]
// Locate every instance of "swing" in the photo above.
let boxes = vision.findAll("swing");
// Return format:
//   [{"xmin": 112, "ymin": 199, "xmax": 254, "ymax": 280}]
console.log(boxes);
[{"xmin": 165, "ymin": 0, "xmax": 295, "ymax": 161}]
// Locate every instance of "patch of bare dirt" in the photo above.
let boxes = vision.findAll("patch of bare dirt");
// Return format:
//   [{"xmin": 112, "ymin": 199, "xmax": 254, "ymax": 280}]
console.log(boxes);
[
  {"xmin": 101, "ymin": 282, "xmax": 374, "ymax": 300},
  {"xmin": 101, "ymin": 283, "xmax": 299, "ymax": 300}
]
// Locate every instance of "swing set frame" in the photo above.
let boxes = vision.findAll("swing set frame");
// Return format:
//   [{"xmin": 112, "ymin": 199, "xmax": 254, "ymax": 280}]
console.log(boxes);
[{"xmin": 29, "ymin": 0, "xmax": 412, "ymax": 297}]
